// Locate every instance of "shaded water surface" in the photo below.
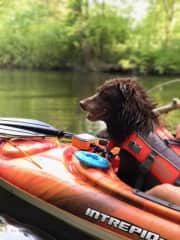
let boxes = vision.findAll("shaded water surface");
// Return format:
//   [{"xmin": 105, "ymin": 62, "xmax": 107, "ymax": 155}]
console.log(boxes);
[{"xmin": 0, "ymin": 70, "xmax": 179, "ymax": 134}]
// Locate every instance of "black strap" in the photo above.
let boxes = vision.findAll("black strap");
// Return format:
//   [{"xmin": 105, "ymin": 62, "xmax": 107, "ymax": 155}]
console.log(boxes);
[
  {"xmin": 164, "ymin": 139, "xmax": 180, "ymax": 146},
  {"xmin": 135, "ymin": 151, "xmax": 157, "ymax": 189},
  {"xmin": 175, "ymin": 176, "xmax": 180, "ymax": 186},
  {"xmin": 134, "ymin": 189, "xmax": 180, "ymax": 211}
]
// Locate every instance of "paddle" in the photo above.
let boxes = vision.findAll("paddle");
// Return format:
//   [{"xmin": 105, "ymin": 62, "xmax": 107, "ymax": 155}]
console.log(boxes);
[
  {"xmin": 0, "ymin": 124, "xmax": 47, "ymax": 137},
  {"xmin": 0, "ymin": 118, "xmax": 108, "ymax": 146},
  {"xmin": 0, "ymin": 118, "xmax": 73, "ymax": 138}
]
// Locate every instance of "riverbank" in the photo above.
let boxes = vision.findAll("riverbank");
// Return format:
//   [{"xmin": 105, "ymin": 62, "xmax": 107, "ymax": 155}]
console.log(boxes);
[
  {"xmin": 0, "ymin": 63, "xmax": 180, "ymax": 76},
  {"xmin": 0, "ymin": 1, "xmax": 180, "ymax": 76}
]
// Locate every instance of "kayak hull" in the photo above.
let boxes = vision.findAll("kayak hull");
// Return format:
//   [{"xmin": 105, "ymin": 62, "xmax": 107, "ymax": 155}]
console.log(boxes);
[{"xmin": 0, "ymin": 137, "xmax": 179, "ymax": 240}]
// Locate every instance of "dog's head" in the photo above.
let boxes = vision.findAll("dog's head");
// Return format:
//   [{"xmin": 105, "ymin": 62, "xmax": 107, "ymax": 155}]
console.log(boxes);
[
  {"xmin": 80, "ymin": 78, "xmax": 156, "ymax": 121},
  {"xmin": 80, "ymin": 79, "xmax": 129, "ymax": 121},
  {"xmin": 80, "ymin": 78, "xmax": 159, "ymax": 142}
]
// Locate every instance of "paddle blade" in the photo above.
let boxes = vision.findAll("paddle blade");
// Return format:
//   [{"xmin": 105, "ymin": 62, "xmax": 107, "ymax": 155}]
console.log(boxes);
[
  {"xmin": 0, "ymin": 118, "xmax": 55, "ymax": 129},
  {"xmin": 0, "ymin": 118, "xmax": 64, "ymax": 137},
  {"xmin": 0, "ymin": 125, "xmax": 46, "ymax": 137}
]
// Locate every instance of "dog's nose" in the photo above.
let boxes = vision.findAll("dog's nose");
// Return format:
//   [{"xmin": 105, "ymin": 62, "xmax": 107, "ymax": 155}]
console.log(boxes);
[{"xmin": 80, "ymin": 100, "xmax": 86, "ymax": 110}]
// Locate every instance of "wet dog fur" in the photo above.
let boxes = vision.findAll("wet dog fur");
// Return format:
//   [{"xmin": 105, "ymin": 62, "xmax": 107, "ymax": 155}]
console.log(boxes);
[{"xmin": 80, "ymin": 78, "xmax": 161, "ymax": 190}]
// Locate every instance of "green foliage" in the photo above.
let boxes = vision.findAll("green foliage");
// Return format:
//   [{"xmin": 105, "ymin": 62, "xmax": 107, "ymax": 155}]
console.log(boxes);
[{"xmin": 0, "ymin": 0, "xmax": 179, "ymax": 74}]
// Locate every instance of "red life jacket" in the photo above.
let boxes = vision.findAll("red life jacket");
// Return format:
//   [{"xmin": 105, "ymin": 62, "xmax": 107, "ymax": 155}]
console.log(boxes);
[{"xmin": 119, "ymin": 128, "xmax": 180, "ymax": 189}]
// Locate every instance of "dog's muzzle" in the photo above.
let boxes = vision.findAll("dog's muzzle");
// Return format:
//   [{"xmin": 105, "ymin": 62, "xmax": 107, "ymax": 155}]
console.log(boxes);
[{"xmin": 80, "ymin": 100, "xmax": 86, "ymax": 110}]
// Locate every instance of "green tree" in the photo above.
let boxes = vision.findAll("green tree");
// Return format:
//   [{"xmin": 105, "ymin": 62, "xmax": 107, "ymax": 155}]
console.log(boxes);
[
  {"xmin": 0, "ymin": 0, "xmax": 179, "ymax": 74},
  {"xmin": 127, "ymin": 0, "xmax": 180, "ymax": 74}
]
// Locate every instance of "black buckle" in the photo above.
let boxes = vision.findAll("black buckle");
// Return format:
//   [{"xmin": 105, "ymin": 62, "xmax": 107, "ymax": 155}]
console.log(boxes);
[
  {"xmin": 128, "ymin": 141, "xmax": 142, "ymax": 153},
  {"xmin": 135, "ymin": 151, "xmax": 157, "ymax": 189},
  {"xmin": 139, "ymin": 151, "xmax": 157, "ymax": 175}
]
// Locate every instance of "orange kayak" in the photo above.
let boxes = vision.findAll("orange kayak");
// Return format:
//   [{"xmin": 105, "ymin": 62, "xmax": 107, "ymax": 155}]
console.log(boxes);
[{"xmin": 0, "ymin": 136, "xmax": 179, "ymax": 240}]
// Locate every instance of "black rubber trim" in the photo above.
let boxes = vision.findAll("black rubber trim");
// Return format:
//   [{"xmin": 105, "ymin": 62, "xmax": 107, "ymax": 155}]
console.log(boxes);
[{"xmin": 134, "ymin": 189, "xmax": 180, "ymax": 212}]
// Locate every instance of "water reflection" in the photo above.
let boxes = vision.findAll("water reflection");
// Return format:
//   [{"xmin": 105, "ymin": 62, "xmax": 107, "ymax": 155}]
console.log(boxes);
[{"xmin": 0, "ymin": 69, "xmax": 179, "ymax": 134}]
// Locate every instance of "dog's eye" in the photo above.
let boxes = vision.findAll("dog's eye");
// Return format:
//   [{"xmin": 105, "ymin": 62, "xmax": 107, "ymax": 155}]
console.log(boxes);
[{"xmin": 100, "ymin": 91, "xmax": 110, "ymax": 101}]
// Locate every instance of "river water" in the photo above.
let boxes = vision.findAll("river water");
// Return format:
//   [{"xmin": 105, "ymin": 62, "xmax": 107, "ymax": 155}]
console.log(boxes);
[{"xmin": 0, "ymin": 69, "xmax": 179, "ymax": 135}]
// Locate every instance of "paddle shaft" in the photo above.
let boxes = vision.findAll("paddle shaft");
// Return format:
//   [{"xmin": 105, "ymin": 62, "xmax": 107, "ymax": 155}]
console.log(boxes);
[
  {"xmin": 5, "ymin": 123, "xmax": 73, "ymax": 138},
  {"xmin": 0, "ymin": 118, "xmax": 74, "ymax": 138},
  {"xmin": 0, "ymin": 118, "xmax": 108, "ymax": 145}
]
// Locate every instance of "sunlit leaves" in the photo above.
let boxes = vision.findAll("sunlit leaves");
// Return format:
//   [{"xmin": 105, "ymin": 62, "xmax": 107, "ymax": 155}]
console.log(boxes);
[{"xmin": 0, "ymin": 0, "xmax": 179, "ymax": 73}]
